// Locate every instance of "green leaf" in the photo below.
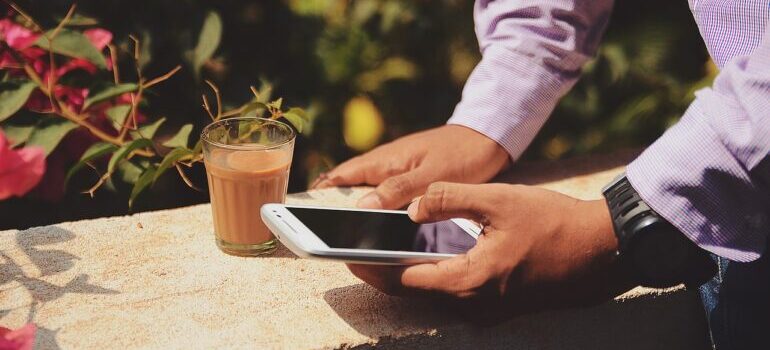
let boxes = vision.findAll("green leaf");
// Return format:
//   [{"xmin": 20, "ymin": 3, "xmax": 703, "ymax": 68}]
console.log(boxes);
[
  {"xmin": 282, "ymin": 107, "xmax": 312, "ymax": 135},
  {"xmin": 286, "ymin": 107, "xmax": 308, "ymax": 121},
  {"xmin": 34, "ymin": 29, "xmax": 107, "ymax": 69},
  {"xmin": 192, "ymin": 11, "xmax": 222, "ymax": 76},
  {"xmin": 270, "ymin": 97, "xmax": 283, "ymax": 110},
  {"xmin": 118, "ymin": 160, "xmax": 145, "ymax": 184},
  {"xmin": 154, "ymin": 147, "xmax": 193, "ymax": 183},
  {"xmin": 282, "ymin": 112, "xmax": 306, "ymax": 134},
  {"xmin": 191, "ymin": 140, "xmax": 203, "ymax": 153},
  {"xmin": 130, "ymin": 166, "xmax": 156, "ymax": 208},
  {"xmin": 130, "ymin": 117, "xmax": 165, "ymax": 140},
  {"xmin": 108, "ymin": 138, "xmax": 153, "ymax": 173},
  {"xmin": 0, "ymin": 80, "xmax": 37, "ymax": 121},
  {"xmin": 239, "ymin": 101, "xmax": 269, "ymax": 118},
  {"xmin": 26, "ymin": 118, "xmax": 78, "ymax": 155},
  {"xmin": 2, "ymin": 124, "xmax": 35, "ymax": 147},
  {"xmin": 60, "ymin": 13, "xmax": 99, "ymax": 26},
  {"xmin": 65, "ymin": 142, "xmax": 118, "ymax": 184},
  {"xmin": 162, "ymin": 124, "xmax": 193, "ymax": 148},
  {"xmin": 83, "ymin": 83, "xmax": 137, "ymax": 110},
  {"xmin": 105, "ymin": 105, "xmax": 132, "ymax": 129}
]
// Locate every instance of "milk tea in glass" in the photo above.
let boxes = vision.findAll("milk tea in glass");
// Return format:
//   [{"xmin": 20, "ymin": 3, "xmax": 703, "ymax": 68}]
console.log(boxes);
[{"xmin": 201, "ymin": 117, "xmax": 295, "ymax": 256}]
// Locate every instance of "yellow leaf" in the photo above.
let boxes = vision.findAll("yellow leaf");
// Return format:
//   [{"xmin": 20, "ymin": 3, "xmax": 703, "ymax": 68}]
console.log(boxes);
[{"xmin": 343, "ymin": 96, "xmax": 384, "ymax": 152}]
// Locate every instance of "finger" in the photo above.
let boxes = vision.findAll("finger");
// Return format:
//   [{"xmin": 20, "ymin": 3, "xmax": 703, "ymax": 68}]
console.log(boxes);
[
  {"xmin": 313, "ymin": 157, "xmax": 367, "ymax": 189},
  {"xmin": 357, "ymin": 169, "xmax": 428, "ymax": 209},
  {"xmin": 399, "ymin": 247, "xmax": 487, "ymax": 296},
  {"xmin": 407, "ymin": 182, "xmax": 500, "ymax": 223},
  {"xmin": 314, "ymin": 156, "xmax": 391, "ymax": 189},
  {"xmin": 309, "ymin": 172, "xmax": 329, "ymax": 189}
]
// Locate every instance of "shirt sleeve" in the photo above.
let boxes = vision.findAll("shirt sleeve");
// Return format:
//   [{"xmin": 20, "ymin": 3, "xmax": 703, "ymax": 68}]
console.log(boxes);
[
  {"xmin": 626, "ymin": 24, "xmax": 770, "ymax": 262},
  {"xmin": 448, "ymin": 0, "xmax": 614, "ymax": 160}
]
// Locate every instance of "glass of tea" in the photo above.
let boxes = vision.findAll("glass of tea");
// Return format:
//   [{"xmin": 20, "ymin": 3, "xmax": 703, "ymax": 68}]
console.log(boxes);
[{"xmin": 201, "ymin": 117, "xmax": 295, "ymax": 256}]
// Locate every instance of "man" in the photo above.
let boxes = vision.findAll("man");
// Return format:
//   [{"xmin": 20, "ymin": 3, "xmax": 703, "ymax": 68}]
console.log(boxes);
[{"xmin": 314, "ymin": 1, "xmax": 769, "ymax": 348}]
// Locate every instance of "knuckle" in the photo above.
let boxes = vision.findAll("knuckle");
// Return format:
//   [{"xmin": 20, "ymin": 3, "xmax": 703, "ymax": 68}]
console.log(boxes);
[
  {"xmin": 455, "ymin": 253, "xmax": 498, "ymax": 300},
  {"xmin": 383, "ymin": 175, "xmax": 412, "ymax": 195},
  {"xmin": 424, "ymin": 182, "xmax": 451, "ymax": 214}
]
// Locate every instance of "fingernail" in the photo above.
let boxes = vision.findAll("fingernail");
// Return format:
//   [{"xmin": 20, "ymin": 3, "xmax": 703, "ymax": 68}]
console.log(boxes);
[
  {"xmin": 407, "ymin": 198, "xmax": 420, "ymax": 218},
  {"xmin": 310, "ymin": 173, "xmax": 329, "ymax": 189},
  {"xmin": 357, "ymin": 192, "xmax": 383, "ymax": 209}
]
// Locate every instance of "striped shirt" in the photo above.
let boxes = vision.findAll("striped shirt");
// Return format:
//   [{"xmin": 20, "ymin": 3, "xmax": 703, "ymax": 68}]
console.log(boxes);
[{"xmin": 448, "ymin": 0, "xmax": 770, "ymax": 262}]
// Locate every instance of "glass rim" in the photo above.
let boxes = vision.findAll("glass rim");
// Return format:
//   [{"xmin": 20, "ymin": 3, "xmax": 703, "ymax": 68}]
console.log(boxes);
[{"xmin": 200, "ymin": 116, "xmax": 296, "ymax": 151}]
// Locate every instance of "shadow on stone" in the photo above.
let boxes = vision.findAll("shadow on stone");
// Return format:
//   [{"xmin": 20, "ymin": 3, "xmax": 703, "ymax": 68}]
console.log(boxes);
[
  {"xmin": 323, "ymin": 283, "xmax": 458, "ymax": 338},
  {"xmin": 325, "ymin": 283, "xmax": 710, "ymax": 349},
  {"xmin": 263, "ymin": 242, "xmax": 298, "ymax": 259},
  {"xmin": 1, "ymin": 226, "xmax": 120, "ymax": 349},
  {"xmin": 337, "ymin": 187, "xmax": 354, "ymax": 197},
  {"xmin": 288, "ymin": 192, "xmax": 314, "ymax": 200}
]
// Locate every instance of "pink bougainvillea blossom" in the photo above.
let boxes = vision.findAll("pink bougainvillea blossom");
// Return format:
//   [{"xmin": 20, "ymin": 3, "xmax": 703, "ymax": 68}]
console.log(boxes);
[
  {"xmin": 0, "ymin": 323, "xmax": 36, "ymax": 350},
  {"xmin": 83, "ymin": 28, "xmax": 112, "ymax": 50},
  {"xmin": 0, "ymin": 18, "xmax": 39, "ymax": 49},
  {"xmin": 0, "ymin": 129, "xmax": 46, "ymax": 200},
  {"xmin": 0, "ymin": 17, "xmax": 115, "ymax": 113}
]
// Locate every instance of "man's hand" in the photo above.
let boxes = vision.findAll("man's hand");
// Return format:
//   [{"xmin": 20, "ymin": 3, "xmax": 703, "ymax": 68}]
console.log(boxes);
[
  {"xmin": 312, "ymin": 125, "xmax": 510, "ymax": 209},
  {"xmin": 347, "ymin": 182, "xmax": 635, "ymax": 322}
]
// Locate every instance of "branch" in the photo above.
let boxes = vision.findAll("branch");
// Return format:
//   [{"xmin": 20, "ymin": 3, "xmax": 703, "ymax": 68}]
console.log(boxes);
[
  {"xmin": 118, "ymin": 91, "xmax": 141, "ymax": 141},
  {"xmin": 201, "ymin": 94, "xmax": 216, "ymax": 121},
  {"xmin": 50, "ymin": 4, "xmax": 77, "ymax": 39},
  {"xmin": 129, "ymin": 34, "xmax": 140, "ymax": 61},
  {"xmin": 4, "ymin": 1, "xmax": 44, "ymax": 34},
  {"xmin": 249, "ymin": 85, "xmax": 260, "ymax": 99},
  {"xmin": 107, "ymin": 44, "xmax": 120, "ymax": 84},
  {"xmin": 220, "ymin": 105, "xmax": 247, "ymax": 118},
  {"xmin": 143, "ymin": 65, "xmax": 181, "ymax": 89},
  {"xmin": 83, "ymin": 165, "xmax": 116, "ymax": 198},
  {"xmin": 204, "ymin": 80, "xmax": 222, "ymax": 120},
  {"xmin": 175, "ymin": 164, "xmax": 202, "ymax": 191}
]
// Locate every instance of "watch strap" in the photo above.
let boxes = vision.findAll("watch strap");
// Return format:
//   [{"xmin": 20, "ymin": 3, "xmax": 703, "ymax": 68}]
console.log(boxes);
[{"xmin": 603, "ymin": 173, "xmax": 653, "ymax": 253}]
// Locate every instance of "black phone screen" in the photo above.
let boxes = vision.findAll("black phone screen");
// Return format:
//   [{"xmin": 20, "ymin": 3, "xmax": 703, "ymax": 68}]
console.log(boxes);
[{"xmin": 286, "ymin": 207, "xmax": 477, "ymax": 254}]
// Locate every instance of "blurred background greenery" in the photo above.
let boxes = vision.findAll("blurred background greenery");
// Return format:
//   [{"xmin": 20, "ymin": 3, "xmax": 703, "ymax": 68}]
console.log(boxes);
[{"xmin": 2, "ymin": 0, "xmax": 712, "ymax": 229}]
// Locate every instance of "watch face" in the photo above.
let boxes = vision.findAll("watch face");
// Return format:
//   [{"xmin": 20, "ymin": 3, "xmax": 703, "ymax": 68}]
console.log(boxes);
[{"xmin": 630, "ymin": 221, "xmax": 690, "ymax": 287}]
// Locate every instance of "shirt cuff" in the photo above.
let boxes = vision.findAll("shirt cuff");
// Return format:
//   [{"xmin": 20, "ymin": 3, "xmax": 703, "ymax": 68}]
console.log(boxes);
[
  {"xmin": 447, "ymin": 46, "xmax": 573, "ymax": 160},
  {"xmin": 626, "ymin": 100, "xmax": 768, "ymax": 262}
]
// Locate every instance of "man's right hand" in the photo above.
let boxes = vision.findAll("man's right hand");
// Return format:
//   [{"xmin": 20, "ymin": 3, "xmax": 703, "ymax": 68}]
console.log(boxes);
[{"xmin": 312, "ymin": 125, "xmax": 510, "ymax": 209}]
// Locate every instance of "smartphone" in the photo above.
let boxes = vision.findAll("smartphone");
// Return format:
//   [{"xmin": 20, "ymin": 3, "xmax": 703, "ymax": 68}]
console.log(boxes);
[{"xmin": 260, "ymin": 204, "xmax": 481, "ymax": 264}]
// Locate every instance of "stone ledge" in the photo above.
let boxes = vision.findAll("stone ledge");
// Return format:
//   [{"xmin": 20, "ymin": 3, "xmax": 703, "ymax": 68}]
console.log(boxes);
[{"xmin": 0, "ymin": 150, "xmax": 709, "ymax": 349}]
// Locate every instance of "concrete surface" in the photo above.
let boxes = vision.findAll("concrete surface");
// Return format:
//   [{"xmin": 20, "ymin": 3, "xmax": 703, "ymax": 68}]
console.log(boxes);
[{"xmin": 0, "ymin": 150, "xmax": 710, "ymax": 349}]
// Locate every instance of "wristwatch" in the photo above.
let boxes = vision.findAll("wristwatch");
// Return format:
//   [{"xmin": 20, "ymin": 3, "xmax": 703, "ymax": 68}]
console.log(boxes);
[{"xmin": 602, "ymin": 173, "xmax": 716, "ymax": 288}]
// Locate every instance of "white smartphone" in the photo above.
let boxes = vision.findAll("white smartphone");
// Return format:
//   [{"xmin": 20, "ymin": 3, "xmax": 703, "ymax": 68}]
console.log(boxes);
[{"xmin": 260, "ymin": 204, "xmax": 481, "ymax": 265}]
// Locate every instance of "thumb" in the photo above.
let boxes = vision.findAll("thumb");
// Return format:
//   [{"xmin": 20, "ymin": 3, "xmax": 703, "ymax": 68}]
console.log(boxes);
[
  {"xmin": 407, "ymin": 182, "xmax": 498, "ymax": 223},
  {"xmin": 357, "ymin": 169, "xmax": 428, "ymax": 209}
]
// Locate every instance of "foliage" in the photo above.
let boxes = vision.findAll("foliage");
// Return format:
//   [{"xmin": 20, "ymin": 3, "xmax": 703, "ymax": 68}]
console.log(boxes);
[{"xmin": 0, "ymin": 2, "xmax": 309, "ymax": 208}]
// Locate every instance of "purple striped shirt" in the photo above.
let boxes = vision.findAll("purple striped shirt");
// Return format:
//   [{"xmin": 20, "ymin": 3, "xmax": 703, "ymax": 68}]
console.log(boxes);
[{"xmin": 448, "ymin": 0, "xmax": 770, "ymax": 262}]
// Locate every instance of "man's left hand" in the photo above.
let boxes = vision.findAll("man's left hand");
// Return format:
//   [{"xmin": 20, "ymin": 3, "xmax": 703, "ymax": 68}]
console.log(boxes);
[{"xmin": 347, "ymin": 182, "xmax": 636, "ymax": 323}]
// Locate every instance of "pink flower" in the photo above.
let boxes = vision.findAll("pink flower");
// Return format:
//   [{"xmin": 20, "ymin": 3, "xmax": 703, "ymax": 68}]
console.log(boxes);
[
  {"xmin": 0, "ymin": 18, "xmax": 39, "ymax": 49},
  {"xmin": 0, "ymin": 129, "xmax": 46, "ymax": 200},
  {"xmin": 51, "ymin": 28, "xmax": 114, "ymax": 76},
  {"xmin": 83, "ymin": 28, "xmax": 112, "ymax": 50},
  {"xmin": 0, "ymin": 323, "xmax": 36, "ymax": 350},
  {"xmin": 0, "ymin": 19, "xmax": 44, "ymax": 70},
  {"xmin": 25, "ymin": 86, "xmax": 89, "ymax": 114}
]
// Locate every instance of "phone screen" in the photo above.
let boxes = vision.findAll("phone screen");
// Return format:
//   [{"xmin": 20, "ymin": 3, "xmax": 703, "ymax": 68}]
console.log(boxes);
[{"xmin": 286, "ymin": 207, "xmax": 477, "ymax": 254}]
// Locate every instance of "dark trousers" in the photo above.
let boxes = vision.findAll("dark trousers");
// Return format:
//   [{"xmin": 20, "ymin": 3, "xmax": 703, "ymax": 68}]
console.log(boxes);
[{"xmin": 699, "ymin": 248, "xmax": 770, "ymax": 349}]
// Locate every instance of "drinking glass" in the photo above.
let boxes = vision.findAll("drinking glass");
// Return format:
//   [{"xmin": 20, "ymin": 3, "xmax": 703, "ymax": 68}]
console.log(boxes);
[{"xmin": 201, "ymin": 117, "xmax": 295, "ymax": 256}]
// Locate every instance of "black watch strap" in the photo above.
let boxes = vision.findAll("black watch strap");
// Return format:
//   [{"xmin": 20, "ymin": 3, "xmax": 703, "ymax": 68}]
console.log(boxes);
[
  {"xmin": 603, "ymin": 174, "xmax": 716, "ymax": 288},
  {"xmin": 603, "ymin": 174, "xmax": 653, "ymax": 253}
]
